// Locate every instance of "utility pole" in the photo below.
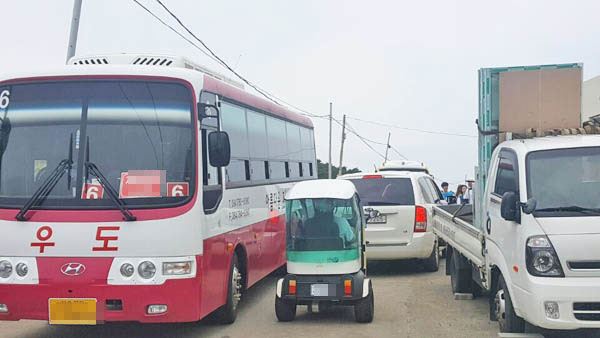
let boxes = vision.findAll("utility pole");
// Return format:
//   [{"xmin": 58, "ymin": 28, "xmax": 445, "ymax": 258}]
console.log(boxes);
[
  {"xmin": 66, "ymin": 0, "xmax": 83, "ymax": 63},
  {"xmin": 328, "ymin": 102, "xmax": 333, "ymax": 179},
  {"xmin": 384, "ymin": 132, "xmax": 391, "ymax": 164},
  {"xmin": 337, "ymin": 114, "xmax": 347, "ymax": 177}
]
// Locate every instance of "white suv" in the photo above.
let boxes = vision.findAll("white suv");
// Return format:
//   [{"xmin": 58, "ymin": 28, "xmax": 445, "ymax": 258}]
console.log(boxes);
[{"xmin": 338, "ymin": 171, "xmax": 442, "ymax": 271}]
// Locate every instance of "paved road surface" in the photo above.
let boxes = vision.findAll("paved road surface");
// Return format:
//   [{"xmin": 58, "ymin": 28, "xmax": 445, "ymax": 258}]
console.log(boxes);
[{"xmin": 0, "ymin": 259, "xmax": 598, "ymax": 338}]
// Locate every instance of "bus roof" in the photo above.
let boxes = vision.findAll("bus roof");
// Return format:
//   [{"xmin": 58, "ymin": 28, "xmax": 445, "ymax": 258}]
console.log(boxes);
[{"xmin": 0, "ymin": 53, "xmax": 313, "ymax": 129}]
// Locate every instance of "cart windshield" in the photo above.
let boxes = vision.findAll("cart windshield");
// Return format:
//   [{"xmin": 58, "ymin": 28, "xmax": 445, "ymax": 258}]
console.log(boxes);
[{"xmin": 285, "ymin": 197, "xmax": 361, "ymax": 262}]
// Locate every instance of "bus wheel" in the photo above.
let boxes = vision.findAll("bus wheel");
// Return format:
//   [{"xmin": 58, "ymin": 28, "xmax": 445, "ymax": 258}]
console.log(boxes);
[
  {"xmin": 450, "ymin": 251, "xmax": 472, "ymax": 293},
  {"xmin": 214, "ymin": 254, "xmax": 243, "ymax": 324},
  {"xmin": 354, "ymin": 281, "xmax": 374, "ymax": 323},
  {"xmin": 275, "ymin": 296, "xmax": 296, "ymax": 322},
  {"xmin": 495, "ymin": 274, "xmax": 525, "ymax": 333}
]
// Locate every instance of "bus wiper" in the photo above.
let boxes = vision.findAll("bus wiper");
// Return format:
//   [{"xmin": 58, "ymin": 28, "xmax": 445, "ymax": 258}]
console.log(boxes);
[
  {"xmin": 535, "ymin": 206, "xmax": 600, "ymax": 215},
  {"xmin": 84, "ymin": 162, "xmax": 136, "ymax": 222},
  {"xmin": 16, "ymin": 159, "xmax": 72, "ymax": 221}
]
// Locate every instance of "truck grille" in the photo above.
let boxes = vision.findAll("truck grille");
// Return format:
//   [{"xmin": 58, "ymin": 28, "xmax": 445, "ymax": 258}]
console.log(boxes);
[
  {"xmin": 568, "ymin": 261, "xmax": 600, "ymax": 270},
  {"xmin": 573, "ymin": 303, "xmax": 600, "ymax": 321}
]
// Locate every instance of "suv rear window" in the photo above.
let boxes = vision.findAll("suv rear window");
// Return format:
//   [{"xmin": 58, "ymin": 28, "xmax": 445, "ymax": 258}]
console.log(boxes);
[{"xmin": 349, "ymin": 178, "xmax": 415, "ymax": 206}]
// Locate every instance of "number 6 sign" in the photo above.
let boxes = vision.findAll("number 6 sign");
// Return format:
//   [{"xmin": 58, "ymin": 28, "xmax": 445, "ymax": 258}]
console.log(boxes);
[
  {"xmin": 0, "ymin": 90, "xmax": 10, "ymax": 109},
  {"xmin": 167, "ymin": 182, "xmax": 189, "ymax": 197},
  {"xmin": 82, "ymin": 183, "xmax": 104, "ymax": 199}
]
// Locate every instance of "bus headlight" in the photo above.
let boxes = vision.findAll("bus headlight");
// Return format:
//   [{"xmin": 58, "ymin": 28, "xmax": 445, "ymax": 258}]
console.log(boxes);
[
  {"xmin": 138, "ymin": 261, "xmax": 156, "ymax": 279},
  {"xmin": 15, "ymin": 263, "xmax": 28, "ymax": 277},
  {"xmin": 163, "ymin": 261, "xmax": 192, "ymax": 275},
  {"xmin": 0, "ymin": 260, "xmax": 12, "ymax": 278},
  {"xmin": 120, "ymin": 263, "xmax": 135, "ymax": 278}
]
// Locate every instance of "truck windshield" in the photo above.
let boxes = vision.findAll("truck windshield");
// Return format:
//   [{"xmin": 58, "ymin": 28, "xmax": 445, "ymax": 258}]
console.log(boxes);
[
  {"xmin": 0, "ymin": 80, "xmax": 194, "ymax": 209},
  {"xmin": 286, "ymin": 198, "xmax": 360, "ymax": 260},
  {"xmin": 349, "ymin": 178, "xmax": 415, "ymax": 206},
  {"xmin": 528, "ymin": 147, "xmax": 600, "ymax": 217}
]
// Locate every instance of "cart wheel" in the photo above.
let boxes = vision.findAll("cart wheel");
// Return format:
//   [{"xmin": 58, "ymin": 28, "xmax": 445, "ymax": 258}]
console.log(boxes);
[
  {"xmin": 354, "ymin": 281, "xmax": 374, "ymax": 323},
  {"xmin": 275, "ymin": 296, "xmax": 296, "ymax": 322}
]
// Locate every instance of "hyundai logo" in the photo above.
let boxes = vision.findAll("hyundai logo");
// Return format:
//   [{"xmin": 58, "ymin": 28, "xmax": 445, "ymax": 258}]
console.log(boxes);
[{"xmin": 60, "ymin": 263, "xmax": 86, "ymax": 276}]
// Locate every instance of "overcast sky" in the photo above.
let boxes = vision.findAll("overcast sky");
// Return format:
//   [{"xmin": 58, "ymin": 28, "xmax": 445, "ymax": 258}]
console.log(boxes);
[{"xmin": 2, "ymin": 0, "xmax": 600, "ymax": 186}]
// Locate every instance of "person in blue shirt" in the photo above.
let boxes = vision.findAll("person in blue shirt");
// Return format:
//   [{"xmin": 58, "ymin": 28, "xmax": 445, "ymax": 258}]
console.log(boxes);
[{"xmin": 440, "ymin": 182, "xmax": 455, "ymax": 203}]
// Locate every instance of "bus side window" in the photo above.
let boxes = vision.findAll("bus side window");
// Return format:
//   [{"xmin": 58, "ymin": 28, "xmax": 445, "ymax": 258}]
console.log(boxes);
[{"xmin": 202, "ymin": 128, "xmax": 223, "ymax": 212}]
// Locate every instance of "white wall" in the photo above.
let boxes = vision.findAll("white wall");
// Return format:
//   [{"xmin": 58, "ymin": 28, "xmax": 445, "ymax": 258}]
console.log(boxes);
[{"xmin": 583, "ymin": 75, "xmax": 600, "ymax": 121}]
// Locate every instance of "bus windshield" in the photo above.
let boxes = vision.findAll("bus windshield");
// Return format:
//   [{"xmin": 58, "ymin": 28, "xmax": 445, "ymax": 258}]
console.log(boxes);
[
  {"xmin": 0, "ymin": 80, "xmax": 194, "ymax": 209},
  {"xmin": 285, "ymin": 198, "xmax": 360, "ymax": 257}
]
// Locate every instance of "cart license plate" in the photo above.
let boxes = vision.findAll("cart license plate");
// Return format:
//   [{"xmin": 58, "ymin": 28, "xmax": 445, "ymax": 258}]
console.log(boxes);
[
  {"xmin": 367, "ymin": 215, "xmax": 387, "ymax": 224},
  {"xmin": 49, "ymin": 298, "xmax": 97, "ymax": 325},
  {"xmin": 310, "ymin": 284, "xmax": 329, "ymax": 297}
]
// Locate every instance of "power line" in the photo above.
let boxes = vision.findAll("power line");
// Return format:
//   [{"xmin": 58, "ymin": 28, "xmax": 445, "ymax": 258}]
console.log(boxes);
[
  {"xmin": 343, "ymin": 121, "xmax": 387, "ymax": 159},
  {"xmin": 135, "ymin": 0, "xmax": 330, "ymax": 120},
  {"xmin": 346, "ymin": 115, "xmax": 477, "ymax": 138},
  {"xmin": 131, "ymin": 0, "xmax": 221, "ymax": 65},
  {"xmin": 389, "ymin": 146, "xmax": 408, "ymax": 160}
]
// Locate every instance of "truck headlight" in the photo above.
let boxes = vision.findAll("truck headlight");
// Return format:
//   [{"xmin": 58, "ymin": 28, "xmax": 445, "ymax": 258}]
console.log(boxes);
[
  {"xmin": 162, "ymin": 261, "xmax": 192, "ymax": 275},
  {"xmin": 526, "ymin": 235, "xmax": 564, "ymax": 277},
  {"xmin": 138, "ymin": 261, "xmax": 156, "ymax": 279},
  {"xmin": 0, "ymin": 260, "xmax": 12, "ymax": 278}
]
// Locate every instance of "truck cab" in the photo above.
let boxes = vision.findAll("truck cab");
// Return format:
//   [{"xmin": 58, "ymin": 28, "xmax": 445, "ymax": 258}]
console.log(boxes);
[{"xmin": 483, "ymin": 135, "xmax": 600, "ymax": 331}]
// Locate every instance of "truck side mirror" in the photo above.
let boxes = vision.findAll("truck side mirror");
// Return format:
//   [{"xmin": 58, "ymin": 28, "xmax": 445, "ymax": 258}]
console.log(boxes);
[
  {"xmin": 208, "ymin": 131, "xmax": 231, "ymax": 167},
  {"xmin": 500, "ymin": 191, "xmax": 520, "ymax": 223}
]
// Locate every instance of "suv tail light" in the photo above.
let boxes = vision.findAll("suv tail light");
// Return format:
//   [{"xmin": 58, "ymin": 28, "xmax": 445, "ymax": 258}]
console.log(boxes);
[{"xmin": 414, "ymin": 206, "xmax": 427, "ymax": 232}]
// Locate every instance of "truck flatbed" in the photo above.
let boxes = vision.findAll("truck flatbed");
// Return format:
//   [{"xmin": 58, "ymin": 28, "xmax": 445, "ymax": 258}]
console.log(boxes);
[{"xmin": 432, "ymin": 204, "xmax": 484, "ymax": 267}]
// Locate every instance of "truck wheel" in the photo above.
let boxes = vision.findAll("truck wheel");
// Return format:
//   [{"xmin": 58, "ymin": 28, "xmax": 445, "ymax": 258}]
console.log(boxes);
[
  {"xmin": 214, "ymin": 254, "xmax": 243, "ymax": 324},
  {"xmin": 423, "ymin": 240, "xmax": 439, "ymax": 272},
  {"xmin": 450, "ymin": 251, "xmax": 472, "ymax": 293},
  {"xmin": 354, "ymin": 281, "xmax": 374, "ymax": 323},
  {"xmin": 495, "ymin": 275, "xmax": 525, "ymax": 333},
  {"xmin": 275, "ymin": 296, "xmax": 296, "ymax": 322}
]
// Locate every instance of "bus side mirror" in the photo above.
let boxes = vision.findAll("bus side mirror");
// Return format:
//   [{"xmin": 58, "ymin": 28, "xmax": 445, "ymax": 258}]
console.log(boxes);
[
  {"xmin": 500, "ymin": 191, "xmax": 520, "ymax": 223},
  {"xmin": 198, "ymin": 102, "xmax": 220, "ymax": 119},
  {"xmin": 208, "ymin": 131, "xmax": 231, "ymax": 167}
]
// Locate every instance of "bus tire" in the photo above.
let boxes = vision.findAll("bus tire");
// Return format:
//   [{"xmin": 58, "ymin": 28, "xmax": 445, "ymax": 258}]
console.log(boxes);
[
  {"xmin": 275, "ymin": 296, "xmax": 296, "ymax": 322},
  {"xmin": 450, "ymin": 250, "xmax": 472, "ymax": 293},
  {"xmin": 422, "ymin": 240, "xmax": 439, "ymax": 272},
  {"xmin": 354, "ymin": 281, "xmax": 374, "ymax": 323},
  {"xmin": 214, "ymin": 254, "xmax": 243, "ymax": 324},
  {"xmin": 495, "ymin": 274, "xmax": 525, "ymax": 333}
]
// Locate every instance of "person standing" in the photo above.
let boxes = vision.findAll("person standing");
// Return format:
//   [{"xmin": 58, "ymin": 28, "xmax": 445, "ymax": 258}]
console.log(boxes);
[
  {"xmin": 440, "ymin": 182, "xmax": 455, "ymax": 203},
  {"xmin": 464, "ymin": 179, "xmax": 475, "ymax": 204},
  {"xmin": 456, "ymin": 185, "xmax": 469, "ymax": 204}
]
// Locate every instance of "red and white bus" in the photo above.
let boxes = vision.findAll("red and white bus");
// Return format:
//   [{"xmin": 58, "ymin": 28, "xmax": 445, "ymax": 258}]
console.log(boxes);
[{"xmin": 0, "ymin": 54, "xmax": 316, "ymax": 324}]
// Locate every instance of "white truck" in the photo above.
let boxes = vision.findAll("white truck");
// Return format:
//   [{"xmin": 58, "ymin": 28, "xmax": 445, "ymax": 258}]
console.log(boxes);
[{"xmin": 433, "ymin": 63, "xmax": 600, "ymax": 333}]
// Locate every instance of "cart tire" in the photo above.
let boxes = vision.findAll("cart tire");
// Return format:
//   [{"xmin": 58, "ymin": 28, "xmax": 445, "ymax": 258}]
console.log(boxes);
[
  {"xmin": 214, "ymin": 254, "xmax": 243, "ymax": 324},
  {"xmin": 423, "ymin": 240, "xmax": 440, "ymax": 272},
  {"xmin": 275, "ymin": 296, "xmax": 296, "ymax": 322},
  {"xmin": 354, "ymin": 282, "xmax": 374, "ymax": 323},
  {"xmin": 495, "ymin": 275, "xmax": 525, "ymax": 333},
  {"xmin": 450, "ymin": 250, "xmax": 472, "ymax": 293}
]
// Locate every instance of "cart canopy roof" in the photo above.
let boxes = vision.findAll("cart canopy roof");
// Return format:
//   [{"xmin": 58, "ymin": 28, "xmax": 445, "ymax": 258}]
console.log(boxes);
[{"xmin": 286, "ymin": 179, "xmax": 356, "ymax": 200}]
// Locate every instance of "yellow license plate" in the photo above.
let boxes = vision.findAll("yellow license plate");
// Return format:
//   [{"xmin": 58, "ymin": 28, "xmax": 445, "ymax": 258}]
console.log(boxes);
[{"xmin": 49, "ymin": 298, "xmax": 97, "ymax": 325}]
